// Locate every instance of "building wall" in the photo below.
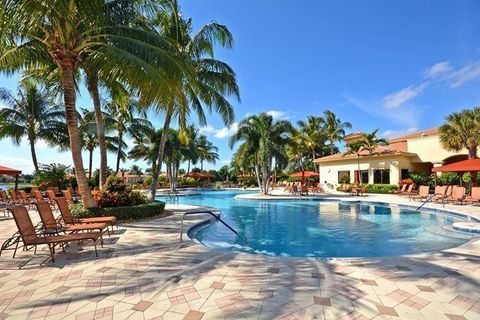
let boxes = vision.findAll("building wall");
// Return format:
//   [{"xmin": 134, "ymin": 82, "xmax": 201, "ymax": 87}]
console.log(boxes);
[
  {"xmin": 318, "ymin": 155, "xmax": 417, "ymax": 185},
  {"xmin": 407, "ymin": 135, "xmax": 467, "ymax": 164}
]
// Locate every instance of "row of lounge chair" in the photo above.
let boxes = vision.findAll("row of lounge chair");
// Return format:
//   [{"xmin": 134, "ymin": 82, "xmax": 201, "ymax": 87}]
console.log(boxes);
[
  {"xmin": 0, "ymin": 188, "xmax": 78, "ymax": 213},
  {"xmin": 400, "ymin": 184, "xmax": 480, "ymax": 205},
  {"xmin": 0, "ymin": 197, "xmax": 116, "ymax": 262},
  {"xmin": 283, "ymin": 182, "xmax": 322, "ymax": 195}
]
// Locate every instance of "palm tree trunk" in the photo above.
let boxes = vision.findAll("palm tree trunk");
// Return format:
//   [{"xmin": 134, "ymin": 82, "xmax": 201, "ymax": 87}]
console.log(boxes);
[
  {"xmin": 29, "ymin": 138, "xmax": 39, "ymax": 172},
  {"xmin": 357, "ymin": 155, "xmax": 361, "ymax": 184},
  {"xmin": 201, "ymin": 160, "xmax": 204, "ymax": 171},
  {"xmin": 468, "ymin": 146, "xmax": 478, "ymax": 186},
  {"xmin": 187, "ymin": 160, "xmax": 191, "ymax": 174},
  {"xmin": 115, "ymin": 130, "xmax": 123, "ymax": 174},
  {"xmin": 61, "ymin": 66, "xmax": 97, "ymax": 208},
  {"xmin": 254, "ymin": 163, "xmax": 262, "ymax": 194},
  {"xmin": 88, "ymin": 149, "xmax": 93, "ymax": 180},
  {"xmin": 330, "ymin": 139, "xmax": 334, "ymax": 155},
  {"xmin": 311, "ymin": 147, "xmax": 317, "ymax": 173},
  {"xmin": 86, "ymin": 74, "xmax": 108, "ymax": 187},
  {"xmin": 368, "ymin": 151, "xmax": 372, "ymax": 184},
  {"xmin": 149, "ymin": 109, "xmax": 173, "ymax": 201}
]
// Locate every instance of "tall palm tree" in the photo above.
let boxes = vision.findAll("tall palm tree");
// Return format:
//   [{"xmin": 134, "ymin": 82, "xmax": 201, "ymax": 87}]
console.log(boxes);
[
  {"xmin": 322, "ymin": 110, "xmax": 352, "ymax": 155},
  {"xmin": 297, "ymin": 115, "xmax": 325, "ymax": 172},
  {"xmin": 361, "ymin": 129, "xmax": 388, "ymax": 184},
  {"xmin": 103, "ymin": 94, "xmax": 153, "ymax": 173},
  {"xmin": 183, "ymin": 125, "xmax": 200, "ymax": 174},
  {"xmin": 196, "ymin": 135, "xmax": 219, "ymax": 171},
  {"xmin": 128, "ymin": 127, "xmax": 162, "ymax": 174},
  {"xmin": 344, "ymin": 140, "xmax": 365, "ymax": 183},
  {"xmin": 0, "ymin": 80, "xmax": 64, "ymax": 171},
  {"xmin": 230, "ymin": 113, "xmax": 292, "ymax": 195},
  {"xmin": 145, "ymin": 1, "xmax": 240, "ymax": 200},
  {"xmin": 0, "ymin": 0, "xmax": 182, "ymax": 207},
  {"xmin": 440, "ymin": 108, "xmax": 480, "ymax": 183}
]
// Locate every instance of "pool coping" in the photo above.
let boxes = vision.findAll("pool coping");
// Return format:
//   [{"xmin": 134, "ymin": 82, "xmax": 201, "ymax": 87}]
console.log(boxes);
[{"xmin": 181, "ymin": 196, "xmax": 480, "ymax": 261}]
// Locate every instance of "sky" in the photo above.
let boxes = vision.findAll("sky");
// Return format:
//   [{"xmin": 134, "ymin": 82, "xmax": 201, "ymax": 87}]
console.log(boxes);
[{"xmin": 1, "ymin": 0, "xmax": 480, "ymax": 174}]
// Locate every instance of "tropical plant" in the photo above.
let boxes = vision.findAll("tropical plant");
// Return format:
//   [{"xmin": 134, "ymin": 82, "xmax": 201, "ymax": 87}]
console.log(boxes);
[
  {"xmin": 146, "ymin": 1, "xmax": 240, "ymax": 200},
  {"xmin": 196, "ymin": 135, "xmax": 219, "ymax": 171},
  {"xmin": 130, "ymin": 165, "xmax": 143, "ymax": 177},
  {"xmin": 0, "ymin": 0, "xmax": 182, "ymax": 207},
  {"xmin": 230, "ymin": 113, "xmax": 292, "ymax": 195},
  {"xmin": 361, "ymin": 129, "xmax": 388, "ymax": 184},
  {"xmin": 0, "ymin": 80, "xmax": 65, "ymax": 171},
  {"xmin": 33, "ymin": 163, "xmax": 71, "ymax": 189},
  {"xmin": 322, "ymin": 110, "xmax": 352, "ymax": 155},
  {"xmin": 296, "ymin": 116, "xmax": 325, "ymax": 172},
  {"xmin": 440, "ymin": 108, "xmax": 480, "ymax": 183},
  {"xmin": 103, "ymin": 94, "xmax": 153, "ymax": 174},
  {"xmin": 128, "ymin": 127, "xmax": 163, "ymax": 174},
  {"xmin": 343, "ymin": 140, "xmax": 365, "ymax": 183}
]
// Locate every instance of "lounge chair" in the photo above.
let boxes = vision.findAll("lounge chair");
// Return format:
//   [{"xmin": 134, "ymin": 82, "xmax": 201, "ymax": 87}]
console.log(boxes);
[
  {"xmin": 0, "ymin": 190, "xmax": 11, "ymax": 205},
  {"xmin": 35, "ymin": 200, "xmax": 108, "ymax": 239},
  {"xmin": 55, "ymin": 197, "xmax": 117, "ymax": 234},
  {"xmin": 445, "ymin": 186, "xmax": 466, "ymax": 205},
  {"xmin": 18, "ymin": 190, "xmax": 34, "ymax": 209},
  {"xmin": 32, "ymin": 189, "xmax": 44, "ymax": 201},
  {"xmin": 62, "ymin": 189, "xmax": 75, "ymax": 204},
  {"xmin": 3, "ymin": 205, "xmax": 102, "ymax": 262},
  {"xmin": 300, "ymin": 185, "xmax": 309, "ymax": 196},
  {"xmin": 411, "ymin": 185, "xmax": 430, "ymax": 201},
  {"xmin": 401, "ymin": 184, "xmax": 416, "ymax": 197},
  {"xmin": 8, "ymin": 190, "xmax": 21, "ymax": 204},
  {"xmin": 396, "ymin": 184, "xmax": 408, "ymax": 194},
  {"xmin": 465, "ymin": 187, "xmax": 480, "ymax": 205},
  {"xmin": 433, "ymin": 185, "xmax": 452, "ymax": 204}
]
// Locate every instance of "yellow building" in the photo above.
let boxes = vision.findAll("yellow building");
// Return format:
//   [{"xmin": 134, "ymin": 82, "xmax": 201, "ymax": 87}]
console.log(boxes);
[{"xmin": 314, "ymin": 128, "xmax": 468, "ymax": 185}]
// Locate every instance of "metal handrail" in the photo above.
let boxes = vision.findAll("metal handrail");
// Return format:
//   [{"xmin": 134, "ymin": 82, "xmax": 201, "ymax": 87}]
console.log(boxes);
[
  {"xmin": 180, "ymin": 210, "xmax": 239, "ymax": 241},
  {"xmin": 416, "ymin": 193, "xmax": 445, "ymax": 211}
]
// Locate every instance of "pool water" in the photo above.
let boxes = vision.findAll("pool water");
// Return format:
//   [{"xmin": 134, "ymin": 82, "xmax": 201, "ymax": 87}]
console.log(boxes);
[{"xmin": 158, "ymin": 190, "xmax": 469, "ymax": 258}]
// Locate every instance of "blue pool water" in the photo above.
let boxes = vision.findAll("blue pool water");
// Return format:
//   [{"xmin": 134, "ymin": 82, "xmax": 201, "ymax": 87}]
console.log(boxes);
[{"xmin": 158, "ymin": 190, "xmax": 469, "ymax": 258}]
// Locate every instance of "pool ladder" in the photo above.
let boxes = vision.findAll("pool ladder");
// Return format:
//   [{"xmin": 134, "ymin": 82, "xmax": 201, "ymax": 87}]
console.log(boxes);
[
  {"xmin": 416, "ymin": 193, "xmax": 445, "ymax": 211},
  {"xmin": 179, "ymin": 210, "xmax": 240, "ymax": 241}
]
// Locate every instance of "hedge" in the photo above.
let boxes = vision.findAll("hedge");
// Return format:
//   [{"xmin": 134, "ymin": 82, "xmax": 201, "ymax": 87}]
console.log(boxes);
[
  {"xmin": 337, "ymin": 184, "xmax": 398, "ymax": 194},
  {"xmin": 70, "ymin": 201, "xmax": 167, "ymax": 221}
]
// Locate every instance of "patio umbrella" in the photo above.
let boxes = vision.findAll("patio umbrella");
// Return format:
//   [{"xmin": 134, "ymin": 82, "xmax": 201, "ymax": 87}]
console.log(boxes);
[
  {"xmin": 289, "ymin": 170, "xmax": 319, "ymax": 186},
  {"xmin": 0, "ymin": 165, "xmax": 22, "ymax": 191}
]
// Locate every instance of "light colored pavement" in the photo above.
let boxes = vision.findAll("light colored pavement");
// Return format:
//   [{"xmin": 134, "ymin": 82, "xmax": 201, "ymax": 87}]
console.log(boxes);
[{"xmin": 0, "ymin": 194, "xmax": 478, "ymax": 319}]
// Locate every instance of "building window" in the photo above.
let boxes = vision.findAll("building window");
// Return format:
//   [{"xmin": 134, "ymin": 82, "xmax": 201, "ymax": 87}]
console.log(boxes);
[
  {"xmin": 401, "ymin": 169, "xmax": 409, "ymax": 180},
  {"xmin": 338, "ymin": 171, "xmax": 351, "ymax": 184},
  {"xmin": 373, "ymin": 169, "xmax": 390, "ymax": 184},
  {"xmin": 360, "ymin": 170, "xmax": 369, "ymax": 184}
]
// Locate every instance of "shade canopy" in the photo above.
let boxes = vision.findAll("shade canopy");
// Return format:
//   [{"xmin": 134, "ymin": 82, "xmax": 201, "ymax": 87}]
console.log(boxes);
[
  {"xmin": 289, "ymin": 170, "xmax": 319, "ymax": 178},
  {"xmin": 0, "ymin": 165, "xmax": 22, "ymax": 175},
  {"xmin": 432, "ymin": 159, "xmax": 480, "ymax": 172}
]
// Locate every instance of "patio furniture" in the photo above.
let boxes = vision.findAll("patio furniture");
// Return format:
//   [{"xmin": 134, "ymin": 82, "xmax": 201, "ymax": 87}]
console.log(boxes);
[
  {"xmin": 35, "ymin": 200, "xmax": 108, "ymax": 239},
  {"xmin": 18, "ymin": 190, "xmax": 34, "ymax": 209},
  {"xmin": 32, "ymin": 189, "xmax": 44, "ymax": 201},
  {"xmin": 445, "ymin": 186, "xmax": 466, "ymax": 205},
  {"xmin": 0, "ymin": 190, "xmax": 11, "ymax": 205},
  {"xmin": 300, "ymin": 185, "xmax": 309, "ymax": 196},
  {"xmin": 62, "ymin": 189, "xmax": 75, "ymax": 204},
  {"xmin": 411, "ymin": 185, "xmax": 430, "ymax": 201},
  {"xmin": 2, "ymin": 205, "xmax": 102, "ymax": 262},
  {"xmin": 396, "ymin": 184, "xmax": 408, "ymax": 194},
  {"xmin": 55, "ymin": 197, "xmax": 118, "ymax": 234},
  {"xmin": 8, "ymin": 190, "xmax": 21, "ymax": 204},
  {"xmin": 401, "ymin": 184, "xmax": 415, "ymax": 197},
  {"xmin": 465, "ymin": 187, "xmax": 480, "ymax": 205}
]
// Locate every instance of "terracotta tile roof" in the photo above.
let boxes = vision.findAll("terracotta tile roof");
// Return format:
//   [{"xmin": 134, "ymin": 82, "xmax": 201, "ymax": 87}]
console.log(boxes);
[{"xmin": 314, "ymin": 128, "xmax": 438, "ymax": 163}]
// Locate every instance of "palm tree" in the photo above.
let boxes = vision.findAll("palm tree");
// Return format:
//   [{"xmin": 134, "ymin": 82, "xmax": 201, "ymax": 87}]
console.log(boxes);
[
  {"xmin": 440, "ymin": 108, "xmax": 480, "ymax": 183},
  {"xmin": 196, "ymin": 135, "xmax": 219, "ymax": 171},
  {"xmin": 146, "ymin": 1, "xmax": 240, "ymax": 200},
  {"xmin": 103, "ymin": 94, "xmax": 153, "ymax": 174},
  {"xmin": 230, "ymin": 113, "xmax": 292, "ymax": 195},
  {"xmin": 0, "ymin": 80, "xmax": 64, "ymax": 171},
  {"xmin": 322, "ymin": 110, "xmax": 352, "ymax": 155},
  {"xmin": 297, "ymin": 116, "xmax": 325, "ymax": 172},
  {"xmin": 0, "ymin": 0, "xmax": 182, "ymax": 207},
  {"xmin": 344, "ymin": 140, "xmax": 365, "ymax": 184},
  {"xmin": 361, "ymin": 129, "xmax": 388, "ymax": 184},
  {"xmin": 128, "ymin": 127, "xmax": 162, "ymax": 174},
  {"xmin": 183, "ymin": 125, "xmax": 200, "ymax": 174}
]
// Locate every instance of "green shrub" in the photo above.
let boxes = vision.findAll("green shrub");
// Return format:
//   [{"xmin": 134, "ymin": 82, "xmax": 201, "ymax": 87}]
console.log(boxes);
[
  {"xmin": 69, "ymin": 201, "xmax": 167, "ymax": 221},
  {"xmin": 93, "ymin": 176, "xmax": 148, "ymax": 207},
  {"xmin": 408, "ymin": 172, "xmax": 434, "ymax": 187},
  {"xmin": 365, "ymin": 184, "xmax": 398, "ymax": 194},
  {"xmin": 33, "ymin": 163, "xmax": 71, "ymax": 189},
  {"xmin": 438, "ymin": 172, "xmax": 460, "ymax": 185}
]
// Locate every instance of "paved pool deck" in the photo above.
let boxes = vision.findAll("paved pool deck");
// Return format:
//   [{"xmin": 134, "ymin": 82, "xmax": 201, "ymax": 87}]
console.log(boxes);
[{"xmin": 0, "ymin": 194, "xmax": 479, "ymax": 319}]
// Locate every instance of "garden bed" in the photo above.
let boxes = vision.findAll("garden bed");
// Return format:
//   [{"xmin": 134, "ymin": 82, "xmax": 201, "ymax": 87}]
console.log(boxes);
[{"xmin": 70, "ymin": 201, "xmax": 168, "ymax": 221}]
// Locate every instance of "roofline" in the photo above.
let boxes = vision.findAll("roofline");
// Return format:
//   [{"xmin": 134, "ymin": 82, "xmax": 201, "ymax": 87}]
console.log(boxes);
[{"xmin": 314, "ymin": 152, "xmax": 417, "ymax": 163}]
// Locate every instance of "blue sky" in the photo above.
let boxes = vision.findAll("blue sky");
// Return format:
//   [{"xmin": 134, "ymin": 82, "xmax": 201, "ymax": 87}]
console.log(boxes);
[{"xmin": 1, "ymin": 0, "xmax": 480, "ymax": 174}]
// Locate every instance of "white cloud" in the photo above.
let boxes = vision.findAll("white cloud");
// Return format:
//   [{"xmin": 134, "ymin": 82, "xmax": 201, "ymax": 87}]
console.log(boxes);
[
  {"xmin": 199, "ymin": 124, "xmax": 215, "ymax": 133},
  {"xmin": 266, "ymin": 110, "xmax": 289, "ymax": 120},
  {"xmin": 447, "ymin": 61, "xmax": 480, "ymax": 88},
  {"xmin": 0, "ymin": 156, "xmax": 35, "ymax": 173},
  {"xmin": 383, "ymin": 83, "xmax": 427, "ymax": 109},
  {"xmin": 221, "ymin": 159, "xmax": 231, "ymax": 165},
  {"xmin": 214, "ymin": 122, "xmax": 238, "ymax": 139},
  {"xmin": 423, "ymin": 61, "xmax": 452, "ymax": 79},
  {"xmin": 380, "ymin": 128, "xmax": 418, "ymax": 139}
]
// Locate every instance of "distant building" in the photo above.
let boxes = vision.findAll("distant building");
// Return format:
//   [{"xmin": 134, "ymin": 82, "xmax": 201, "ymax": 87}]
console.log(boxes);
[
  {"xmin": 314, "ymin": 128, "xmax": 468, "ymax": 185},
  {"xmin": 116, "ymin": 171, "xmax": 147, "ymax": 184}
]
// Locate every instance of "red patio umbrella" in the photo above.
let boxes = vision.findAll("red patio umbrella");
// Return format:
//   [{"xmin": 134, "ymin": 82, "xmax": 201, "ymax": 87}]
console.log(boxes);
[
  {"xmin": 432, "ymin": 159, "xmax": 480, "ymax": 172},
  {"xmin": 289, "ymin": 170, "xmax": 319, "ymax": 186}
]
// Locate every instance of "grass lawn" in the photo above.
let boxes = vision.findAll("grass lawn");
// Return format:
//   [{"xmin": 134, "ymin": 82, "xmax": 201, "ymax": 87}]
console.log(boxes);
[{"xmin": 0, "ymin": 182, "xmax": 35, "ymax": 190}]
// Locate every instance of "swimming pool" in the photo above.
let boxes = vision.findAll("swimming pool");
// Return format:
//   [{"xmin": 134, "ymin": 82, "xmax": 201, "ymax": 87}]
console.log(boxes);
[{"xmin": 158, "ymin": 190, "xmax": 471, "ymax": 258}]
